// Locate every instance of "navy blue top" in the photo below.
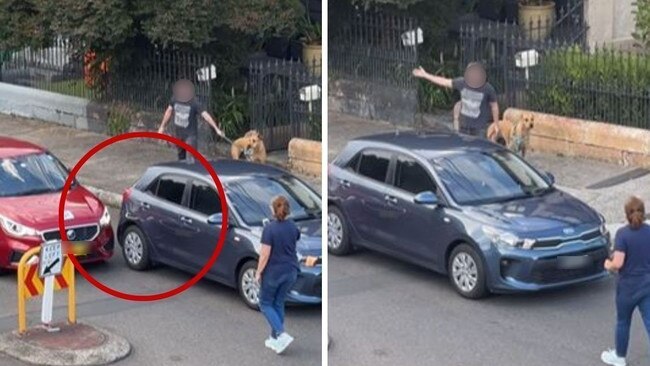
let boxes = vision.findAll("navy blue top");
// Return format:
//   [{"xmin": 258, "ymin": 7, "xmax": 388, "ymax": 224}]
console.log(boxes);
[
  {"xmin": 261, "ymin": 219, "xmax": 300, "ymax": 272},
  {"xmin": 615, "ymin": 223, "xmax": 650, "ymax": 277}
]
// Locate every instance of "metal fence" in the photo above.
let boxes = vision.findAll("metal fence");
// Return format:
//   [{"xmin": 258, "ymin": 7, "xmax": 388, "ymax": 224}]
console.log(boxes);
[
  {"xmin": 459, "ymin": 0, "xmax": 588, "ymax": 104},
  {"xmin": 248, "ymin": 59, "xmax": 322, "ymax": 151},
  {"xmin": 0, "ymin": 39, "xmax": 214, "ymax": 113},
  {"xmin": 505, "ymin": 42, "xmax": 650, "ymax": 129},
  {"xmin": 330, "ymin": 10, "xmax": 419, "ymax": 89}
]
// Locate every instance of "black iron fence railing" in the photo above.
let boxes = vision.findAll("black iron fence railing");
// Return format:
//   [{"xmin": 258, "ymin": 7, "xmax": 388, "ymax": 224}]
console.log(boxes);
[
  {"xmin": 248, "ymin": 59, "xmax": 322, "ymax": 151},
  {"xmin": 330, "ymin": 10, "xmax": 419, "ymax": 90}
]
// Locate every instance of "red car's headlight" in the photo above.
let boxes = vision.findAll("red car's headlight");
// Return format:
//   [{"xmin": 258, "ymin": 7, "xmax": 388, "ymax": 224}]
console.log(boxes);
[
  {"xmin": 0, "ymin": 215, "xmax": 39, "ymax": 238},
  {"xmin": 99, "ymin": 207, "xmax": 111, "ymax": 227}
]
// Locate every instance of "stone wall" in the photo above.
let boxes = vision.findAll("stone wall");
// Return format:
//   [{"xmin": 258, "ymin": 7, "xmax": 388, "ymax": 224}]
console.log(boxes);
[
  {"xmin": 585, "ymin": 0, "xmax": 636, "ymax": 48},
  {"xmin": 288, "ymin": 138, "xmax": 321, "ymax": 177},
  {"xmin": 504, "ymin": 108, "xmax": 650, "ymax": 167},
  {"xmin": 329, "ymin": 79, "xmax": 417, "ymax": 126}
]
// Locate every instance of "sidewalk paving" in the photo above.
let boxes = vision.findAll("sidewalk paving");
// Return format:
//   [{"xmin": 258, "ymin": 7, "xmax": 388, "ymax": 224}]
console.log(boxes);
[
  {"xmin": 0, "ymin": 114, "xmax": 320, "ymax": 206},
  {"xmin": 328, "ymin": 112, "xmax": 650, "ymax": 228}
]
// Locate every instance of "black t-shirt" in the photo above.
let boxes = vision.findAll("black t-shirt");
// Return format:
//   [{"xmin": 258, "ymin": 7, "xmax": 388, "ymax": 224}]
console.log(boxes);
[
  {"xmin": 452, "ymin": 78, "xmax": 497, "ymax": 129},
  {"xmin": 170, "ymin": 98, "xmax": 205, "ymax": 138}
]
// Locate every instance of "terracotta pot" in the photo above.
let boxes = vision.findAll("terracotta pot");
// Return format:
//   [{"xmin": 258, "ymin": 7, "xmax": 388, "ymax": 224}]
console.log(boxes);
[
  {"xmin": 302, "ymin": 43, "xmax": 322, "ymax": 75},
  {"xmin": 518, "ymin": 1, "xmax": 556, "ymax": 40}
]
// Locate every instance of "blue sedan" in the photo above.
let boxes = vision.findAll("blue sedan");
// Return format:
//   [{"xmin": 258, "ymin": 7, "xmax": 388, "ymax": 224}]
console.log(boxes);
[
  {"xmin": 118, "ymin": 160, "xmax": 322, "ymax": 308},
  {"xmin": 328, "ymin": 131, "xmax": 609, "ymax": 299}
]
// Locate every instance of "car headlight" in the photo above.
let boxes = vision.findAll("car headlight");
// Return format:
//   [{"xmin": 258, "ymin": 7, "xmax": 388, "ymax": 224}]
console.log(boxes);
[
  {"xmin": 99, "ymin": 207, "xmax": 111, "ymax": 227},
  {"xmin": 482, "ymin": 226, "xmax": 523, "ymax": 248},
  {"xmin": 0, "ymin": 215, "xmax": 39, "ymax": 237}
]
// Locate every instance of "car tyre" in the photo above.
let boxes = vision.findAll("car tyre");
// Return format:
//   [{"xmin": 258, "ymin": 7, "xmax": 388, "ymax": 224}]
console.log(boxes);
[
  {"xmin": 238, "ymin": 260, "xmax": 261, "ymax": 310},
  {"xmin": 448, "ymin": 244, "xmax": 488, "ymax": 299},
  {"xmin": 328, "ymin": 206, "xmax": 352, "ymax": 256},
  {"xmin": 121, "ymin": 225, "xmax": 151, "ymax": 271}
]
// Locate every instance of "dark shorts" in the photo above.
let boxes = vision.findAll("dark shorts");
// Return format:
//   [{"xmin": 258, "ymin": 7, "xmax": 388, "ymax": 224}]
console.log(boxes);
[
  {"xmin": 458, "ymin": 125, "xmax": 488, "ymax": 138},
  {"xmin": 176, "ymin": 135, "xmax": 198, "ymax": 161}
]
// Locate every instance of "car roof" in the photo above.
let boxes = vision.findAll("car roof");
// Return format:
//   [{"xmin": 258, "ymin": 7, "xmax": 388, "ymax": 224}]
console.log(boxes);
[
  {"xmin": 351, "ymin": 130, "xmax": 501, "ymax": 157},
  {"xmin": 0, "ymin": 136, "xmax": 45, "ymax": 158},
  {"xmin": 150, "ymin": 159, "xmax": 289, "ymax": 179}
]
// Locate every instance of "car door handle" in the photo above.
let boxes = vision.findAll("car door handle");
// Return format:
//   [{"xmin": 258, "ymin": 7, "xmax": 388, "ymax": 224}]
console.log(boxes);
[
  {"xmin": 140, "ymin": 202, "xmax": 151, "ymax": 209},
  {"xmin": 384, "ymin": 195, "xmax": 398, "ymax": 204},
  {"xmin": 338, "ymin": 179, "xmax": 351, "ymax": 188},
  {"xmin": 180, "ymin": 216, "xmax": 193, "ymax": 224}
]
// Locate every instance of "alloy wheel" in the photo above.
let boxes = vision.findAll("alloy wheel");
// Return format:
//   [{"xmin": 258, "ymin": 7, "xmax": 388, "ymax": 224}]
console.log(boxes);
[
  {"xmin": 328, "ymin": 212, "xmax": 343, "ymax": 250},
  {"xmin": 124, "ymin": 231, "xmax": 144, "ymax": 265},
  {"xmin": 451, "ymin": 252, "xmax": 478, "ymax": 293},
  {"xmin": 241, "ymin": 267, "xmax": 260, "ymax": 306}
]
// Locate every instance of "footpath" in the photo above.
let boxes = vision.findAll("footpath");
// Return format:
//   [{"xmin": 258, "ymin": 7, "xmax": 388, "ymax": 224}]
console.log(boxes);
[
  {"xmin": 328, "ymin": 111, "xmax": 650, "ymax": 231},
  {"xmin": 0, "ymin": 114, "xmax": 321, "ymax": 207}
]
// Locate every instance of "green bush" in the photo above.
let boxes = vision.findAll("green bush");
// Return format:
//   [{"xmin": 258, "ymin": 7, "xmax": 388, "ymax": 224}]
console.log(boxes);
[
  {"xmin": 106, "ymin": 103, "xmax": 133, "ymax": 136},
  {"xmin": 527, "ymin": 47, "xmax": 650, "ymax": 128},
  {"xmin": 214, "ymin": 88, "xmax": 249, "ymax": 139}
]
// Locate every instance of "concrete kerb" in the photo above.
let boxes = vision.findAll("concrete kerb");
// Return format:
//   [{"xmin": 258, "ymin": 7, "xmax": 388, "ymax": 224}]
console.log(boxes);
[
  {"xmin": 87, "ymin": 187, "xmax": 122, "ymax": 209},
  {"xmin": 0, "ymin": 324, "xmax": 131, "ymax": 366}
]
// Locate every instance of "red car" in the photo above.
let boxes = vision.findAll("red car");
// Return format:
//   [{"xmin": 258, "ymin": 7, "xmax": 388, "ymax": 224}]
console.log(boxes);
[{"xmin": 0, "ymin": 137, "xmax": 113, "ymax": 271}]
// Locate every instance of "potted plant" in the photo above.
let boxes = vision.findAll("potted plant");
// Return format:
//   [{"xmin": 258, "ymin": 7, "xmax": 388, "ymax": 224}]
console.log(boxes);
[
  {"xmin": 518, "ymin": 0, "xmax": 556, "ymax": 40},
  {"xmin": 299, "ymin": 14, "xmax": 322, "ymax": 74}
]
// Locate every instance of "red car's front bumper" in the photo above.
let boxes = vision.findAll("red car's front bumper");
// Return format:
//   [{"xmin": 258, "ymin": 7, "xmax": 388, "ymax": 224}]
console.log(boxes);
[{"xmin": 0, "ymin": 226, "xmax": 114, "ymax": 269}]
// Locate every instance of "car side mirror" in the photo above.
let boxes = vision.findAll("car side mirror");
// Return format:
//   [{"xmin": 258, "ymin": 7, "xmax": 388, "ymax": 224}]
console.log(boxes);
[
  {"xmin": 545, "ymin": 171, "xmax": 556, "ymax": 185},
  {"xmin": 207, "ymin": 213, "xmax": 223, "ymax": 226},
  {"xmin": 414, "ymin": 191, "xmax": 439, "ymax": 206}
]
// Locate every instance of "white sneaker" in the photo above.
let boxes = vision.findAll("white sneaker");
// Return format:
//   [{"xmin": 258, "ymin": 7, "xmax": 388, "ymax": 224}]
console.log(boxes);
[
  {"xmin": 601, "ymin": 349, "xmax": 626, "ymax": 366},
  {"xmin": 265, "ymin": 337, "xmax": 279, "ymax": 352},
  {"xmin": 274, "ymin": 332, "xmax": 294, "ymax": 354}
]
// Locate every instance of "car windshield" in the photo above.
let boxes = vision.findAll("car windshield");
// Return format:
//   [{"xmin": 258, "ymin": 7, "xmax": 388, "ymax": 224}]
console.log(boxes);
[
  {"xmin": 226, "ymin": 175, "xmax": 321, "ymax": 226},
  {"xmin": 431, "ymin": 150, "xmax": 551, "ymax": 205},
  {"xmin": 0, "ymin": 153, "xmax": 70, "ymax": 197}
]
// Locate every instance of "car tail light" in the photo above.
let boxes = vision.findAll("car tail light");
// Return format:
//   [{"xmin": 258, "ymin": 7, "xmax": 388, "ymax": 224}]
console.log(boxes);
[{"xmin": 122, "ymin": 188, "xmax": 132, "ymax": 201}]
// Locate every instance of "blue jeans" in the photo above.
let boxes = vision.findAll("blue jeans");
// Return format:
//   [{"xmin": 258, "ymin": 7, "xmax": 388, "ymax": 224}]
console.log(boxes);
[
  {"xmin": 260, "ymin": 267, "xmax": 298, "ymax": 338},
  {"xmin": 615, "ymin": 276, "xmax": 650, "ymax": 357}
]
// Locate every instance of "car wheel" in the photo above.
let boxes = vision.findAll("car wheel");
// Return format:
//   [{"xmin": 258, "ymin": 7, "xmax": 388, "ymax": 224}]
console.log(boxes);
[
  {"xmin": 328, "ymin": 206, "xmax": 352, "ymax": 256},
  {"xmin": 238, "ymin": 260, "xmax": 260, "ymax": 310},
  {"xmin": 121, "ymin": 226, "xmax": 151, "ymax": 271},
  {"xmin": 448, "ymin": 244, "xmax": 488, "ymax": 299}
]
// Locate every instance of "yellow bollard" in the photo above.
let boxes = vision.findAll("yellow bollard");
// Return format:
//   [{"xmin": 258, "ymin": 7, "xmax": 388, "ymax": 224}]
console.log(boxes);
[{"xmin": 16, "ymin": 245, "xmax": 77, "ymax": 334}]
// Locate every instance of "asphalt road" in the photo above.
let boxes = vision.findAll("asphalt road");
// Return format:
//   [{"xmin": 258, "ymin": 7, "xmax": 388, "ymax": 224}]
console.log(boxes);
[
  {"xmin": 328, "ymin": 250, "xmax": 649, "ymax": 366},
  {"xmin": 0, "ymin": 208, "xmax": 321, "ymax": 366}
]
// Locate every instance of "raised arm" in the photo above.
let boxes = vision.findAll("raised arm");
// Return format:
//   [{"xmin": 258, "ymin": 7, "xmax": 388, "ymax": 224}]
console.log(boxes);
[{"xmin": 412, "ymin": 66, "xmax": 453, "ymax": 88}]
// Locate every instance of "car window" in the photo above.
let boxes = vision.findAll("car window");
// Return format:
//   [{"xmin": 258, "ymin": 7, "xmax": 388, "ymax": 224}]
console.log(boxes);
[
  {"xmin": 431, "ymin": 150, "xmax": 550, "ymax": 205},
  {"xmin": 0, "ymin": 153, "xmax": 69, "ymax": 197},
  {"xmin": 345, "ymin": 153, "xmax": 360, "ymax": 171},
  {"xmin": 357, "ymin": 150, "xmax": 391, "ymax": 183},
  {"xmin": 393, "ymin": 155, "xmax": 436, "ymax": 195},
  {"xmin": 189, "ymin": 181, "xmax": 221, "ymax": 216},
  {"xmin": 154, "ymin": 175, "xmax": 186, "ymax": 205}
]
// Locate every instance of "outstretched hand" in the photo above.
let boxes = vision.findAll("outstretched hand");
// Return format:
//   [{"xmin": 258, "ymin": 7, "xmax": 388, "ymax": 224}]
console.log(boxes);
[{"xmin": 412, "ymin": 66, "xmax": 428, "ymax": 79}]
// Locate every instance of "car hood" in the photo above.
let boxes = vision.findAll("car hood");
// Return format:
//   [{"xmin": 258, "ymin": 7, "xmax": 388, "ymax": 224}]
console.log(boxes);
[
  {"xmin": 466, "ymin": 189, "xmax": 601, "ymax": 237},
  {"xmin": 0, "ymin": 186, "xmax": 103, "ymax": 230},
  {"xmin": 296, "ymin": 219, "xmax": 322, "ymax": 257}
]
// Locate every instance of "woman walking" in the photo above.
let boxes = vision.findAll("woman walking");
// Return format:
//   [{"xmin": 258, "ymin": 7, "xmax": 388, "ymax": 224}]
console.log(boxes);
[
  {"xmin": 601, "ymin": 196, "xmax": 650, "ymax": 366},
  {"xmin": 256, "ymin": 195, "xmax": 300, "ymax": 354}
]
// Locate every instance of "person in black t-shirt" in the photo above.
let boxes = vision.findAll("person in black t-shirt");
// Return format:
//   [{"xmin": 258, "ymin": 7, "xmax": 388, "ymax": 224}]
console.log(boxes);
[
  {"xmin": 157, "ymin": 79, "xmax": 225, "ymax": 161},
  {"xmin": 413, "ymin": 62, "xmax": 500, "ymax": 138}
]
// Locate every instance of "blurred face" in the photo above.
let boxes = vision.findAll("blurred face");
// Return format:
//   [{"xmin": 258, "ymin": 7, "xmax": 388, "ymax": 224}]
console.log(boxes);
[
  {"xmin": 173, "ymin": 80, "xmax": 195, "ymax": 101},
  {"xmin": 465, "ymin": 65, "xmax": 487, "ymax": 88}
]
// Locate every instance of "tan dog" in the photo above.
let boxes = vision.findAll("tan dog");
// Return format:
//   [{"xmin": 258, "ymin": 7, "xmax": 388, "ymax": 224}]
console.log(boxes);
[
  {"xmin": 230, "ymin": 130, "xmax": 267, "ymax": 163},
  {"xmin": 487, "ymin": 113, "xmax": 535, "ymax": 157}
]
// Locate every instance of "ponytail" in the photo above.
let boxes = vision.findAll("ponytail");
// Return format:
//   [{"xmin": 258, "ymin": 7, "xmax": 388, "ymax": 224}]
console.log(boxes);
[
  {"xmin": 624, "ymin": 196, "xmax": 645, "ymax": 230},
  {"xmin": 271, "ymin": 195, "xmax": 290, "ymax": 221}
]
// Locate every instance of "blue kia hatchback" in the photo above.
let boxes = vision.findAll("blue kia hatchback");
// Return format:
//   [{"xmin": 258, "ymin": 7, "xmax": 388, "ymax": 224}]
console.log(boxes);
[
  {"xmin": 328, "ymin": 131, "xmax": 609, "ymax": 298},
  {"xmin": 118, "ymin": 160, "xmax": 322, "ymax": 308}
]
